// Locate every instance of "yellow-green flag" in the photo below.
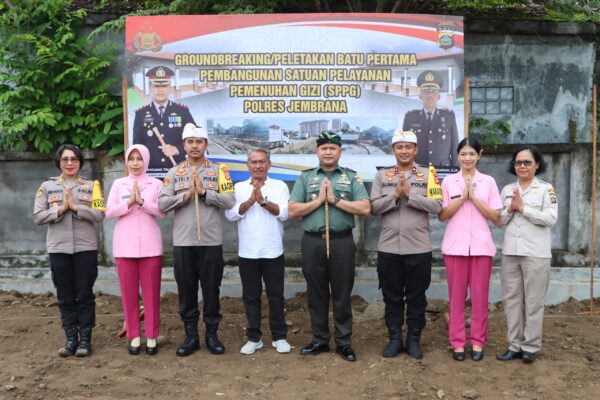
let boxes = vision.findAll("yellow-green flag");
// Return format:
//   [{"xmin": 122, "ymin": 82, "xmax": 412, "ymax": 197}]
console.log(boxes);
[{"xmin": 427, "ymin": 165, "xmax": 442, "ymax": 199}]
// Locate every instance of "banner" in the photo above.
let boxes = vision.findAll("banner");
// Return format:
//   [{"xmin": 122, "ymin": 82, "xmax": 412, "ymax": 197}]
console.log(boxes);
[{"xmin": 125, "ymin": 14, "xmax": 464, "ymax": 181}]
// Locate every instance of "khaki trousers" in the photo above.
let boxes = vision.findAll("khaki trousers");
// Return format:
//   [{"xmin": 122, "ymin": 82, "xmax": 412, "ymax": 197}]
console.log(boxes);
[{"xmin": 500, "ymin": 255, "xmax": 550, "ymax": 353}]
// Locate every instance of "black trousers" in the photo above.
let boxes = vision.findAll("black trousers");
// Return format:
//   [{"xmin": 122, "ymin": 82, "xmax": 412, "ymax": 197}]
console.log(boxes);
[
  {"xmin": 377, "ymin": 251, "xmax": 432, "ymax": 331},
  {"xmin": 49, "ymin": 251, "xmax": 98, "ymax": 330},
  {"xmin": 301, "ymin": 233, "xmax": 355, "ymax": 346},
  {"xmin": 173, "ymin": 246, "xmax": 224, "ymax": 326},
  {"xmin": 238, "ymin": 255, "xmax": 287, "ymax": 342}
]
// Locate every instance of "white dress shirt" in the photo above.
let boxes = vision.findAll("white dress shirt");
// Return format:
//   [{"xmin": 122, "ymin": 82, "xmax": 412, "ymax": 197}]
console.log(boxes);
[{"xmin": 225, "ymin": 177, "xmax": 289, "ymax": 259}]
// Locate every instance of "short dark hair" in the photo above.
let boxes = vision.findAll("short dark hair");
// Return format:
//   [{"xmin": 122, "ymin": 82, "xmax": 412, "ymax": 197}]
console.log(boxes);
[
  {"xmin": 456, "ymin": 137, "xmax": 482, "ymax": 155},
  {"xmin": 508, "ymin": 145, "xmax": 546, "ymax": 175},
  {"xmin": 54, "ymin": 144, "xmax": 84, "ymax": 169}
]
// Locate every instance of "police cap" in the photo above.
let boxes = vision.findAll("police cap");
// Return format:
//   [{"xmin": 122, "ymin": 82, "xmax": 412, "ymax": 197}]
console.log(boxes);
[
  {"xmin": 147, "ymin": 66, "xmax": 174, "ymax": 86},
  {"xmin": 417, "ymin": 70, "xmax": 443, "ymax": 91}
]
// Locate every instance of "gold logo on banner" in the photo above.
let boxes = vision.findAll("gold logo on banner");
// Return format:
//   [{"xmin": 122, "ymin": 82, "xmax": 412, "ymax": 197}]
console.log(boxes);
[
  {"xmin": 133, "ymin": 32, "xmax": 163, "ymax": 52},
  {"xmin": 437, "ymin": 21, "xmax": 456, "ymax": 50}
]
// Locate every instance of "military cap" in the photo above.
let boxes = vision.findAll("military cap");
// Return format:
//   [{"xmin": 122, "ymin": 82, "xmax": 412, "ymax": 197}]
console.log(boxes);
[
  {"xmin": 417, "ymin": 70, "xmax": 443, "ymax": 91},
  {"xmin": 182, "ymin": 123, "xmax": 208, "ymax": 140},
  {"xmin": 146, "ymin": 66, "xmax": 174, "ymax": 86},
  {"xmin": 391, "ymin": 128, "xmax": 417, "ymax": 145},
  {"xmin": 316, "ymin": 130, "xmax": 342, "ymax": 147}
]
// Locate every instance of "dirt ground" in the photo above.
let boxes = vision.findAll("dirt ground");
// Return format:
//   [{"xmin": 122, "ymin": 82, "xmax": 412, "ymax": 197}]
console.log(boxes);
[{"xmin": 0, "ymin": 290, "xmax": 599, "ymax": 400}]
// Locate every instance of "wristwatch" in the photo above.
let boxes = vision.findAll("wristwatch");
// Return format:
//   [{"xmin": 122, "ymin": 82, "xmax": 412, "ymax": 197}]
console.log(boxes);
[
  {"xmin": 333, "ymin": 196, "xmax": 341, "ymax": 205},
  {"xmin": 260, "ymin": 196, "xmax": 268, "ymax": 207}
]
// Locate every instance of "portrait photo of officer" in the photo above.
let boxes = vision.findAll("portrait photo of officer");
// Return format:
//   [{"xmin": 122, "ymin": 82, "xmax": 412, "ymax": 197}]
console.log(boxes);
[
  {"xmin": 402, "ymin": 70, "xmax": 459, "ymax": 167},
  {"xmin": 132, "ymin": 66, "xmax": 195, "ymax": 175}
]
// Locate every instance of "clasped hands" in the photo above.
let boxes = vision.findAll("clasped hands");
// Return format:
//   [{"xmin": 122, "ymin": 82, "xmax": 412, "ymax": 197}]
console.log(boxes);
[
  {"xmin": 507, "ymin": 186, "xmax": 524, "ymax": 214},
  {"xmin": 315, "ymin": 178, "xmax": 339, "ymax": 205},
  {"xmin": 183, "ymin": 168, "xmax": 206, "ymax": 202},
  {"xmin": 58, "ymin": 187, "xmax": 79, "ymax": 215},
  {"xmin": 393, "ymin": 172, "xmax": 411, "ymax": 199},
  {"xmin": 245, "ymin": 179, "xmax": 266, "ymax": 206},
  {"xmin": 127, "ymin": 181, "xmax": 145, "ymax": 208}
]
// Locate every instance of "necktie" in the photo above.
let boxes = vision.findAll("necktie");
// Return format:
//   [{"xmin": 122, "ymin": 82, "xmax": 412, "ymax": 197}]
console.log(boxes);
[
  {"xmin": 159, "ymin": 106, "xmax": 164, "ymax": 118},
  {"xmin": 427, "ymin": 112, "xmax": 433, "ymax": 122}
]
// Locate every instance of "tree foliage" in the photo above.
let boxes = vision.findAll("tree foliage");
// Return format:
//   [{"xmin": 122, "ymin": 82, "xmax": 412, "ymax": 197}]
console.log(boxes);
[{"xmin": 0, "ymin": 0, "xmax": 123, "ymax": 154}]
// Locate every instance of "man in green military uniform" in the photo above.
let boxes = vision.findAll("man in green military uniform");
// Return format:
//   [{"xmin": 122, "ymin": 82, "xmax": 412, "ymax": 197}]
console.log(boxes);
[{"xmin": 289, "ymin": 131, "xmax": 371, "ymax": 362}]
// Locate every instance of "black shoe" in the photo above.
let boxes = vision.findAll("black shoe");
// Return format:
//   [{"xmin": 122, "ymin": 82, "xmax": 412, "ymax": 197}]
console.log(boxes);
[
  {"xmin": 522, "ymin": 351, "xmax": 537, "ymax": 363},
  {"xmin": 146, "ymin": 345, "xmax": 158, "ymax": 356},
  {"xmin": 300, "ymin": 341, "xmax": 330, "ymax": 356},
  {"xmin": 177, "ymin": 322, "xmax": 200, "ymax": 357},
  {"xmin": 495, "ymin": 349, "xmax": 523, "ymax": 361},
  {"xmin": 128, "ymin": 345, "xmax": 141, "ymax": 355},
  {"xmin": 383, "ymin": 327, "xmax": 404, "ymax": 358},
  {"xmin": 406, "ymin": 330, "xmax": 423, "ymax": 359},
  {"xmin": 58, "ymin": 327, "xmax": 79, "ymax": 357},
  {"xmin": 453, "ymin": 350, "xmax": 465, "ymax": 361},
  {"xmin": 383, "ymin": 338, "xmax": 404, "ymax": 358},
  {"xmin": 471, "ymin": 349, "xmax": 484, "ymax": 361},
  {"xmin": 336, "ymin": 345, "xmax": 357, "ymax": 362},
  {"xmin": 75, "ymin": 328, "xmax": 92, "ymax": 357},
  {"xmin": 205, "ymin": 326, "xmax": 225, "ymax": 355}
]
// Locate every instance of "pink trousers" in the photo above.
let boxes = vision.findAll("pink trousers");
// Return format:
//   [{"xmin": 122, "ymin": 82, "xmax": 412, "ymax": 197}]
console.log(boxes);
[
  {"xmin": 116, "ymin": 256, "xmax": 162, "ymax": 339},
  {"xmin": 443, "ymin": 255, "xmax": 492, "ymax": 349}
]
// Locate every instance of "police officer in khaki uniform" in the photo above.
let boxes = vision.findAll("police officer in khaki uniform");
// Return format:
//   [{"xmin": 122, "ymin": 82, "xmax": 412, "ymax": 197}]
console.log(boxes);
[
  {"xmin": 496, "ymin": 146, "xmax": 557, "ymax": 363},
  {"xmin": 133, "ymin": 66, "xmax": 195, "ymax": 176},
  {"xmin": 33, "ymin": 144, "xmax": 105, "ymax": 357},
  {"xmin": 158, "ymin": 124, "xmax": 235, "ymax": 356},
  {"xmin": 289, "ymin": 131, "xmax": 370, "ymax": 362},
  {"xmin": 370, "ymin": 130, "xmax": 442, "ymax": 359},
  {"xmin": 402, "ymin": 70, "xmax": 459, "ymax": 167}
]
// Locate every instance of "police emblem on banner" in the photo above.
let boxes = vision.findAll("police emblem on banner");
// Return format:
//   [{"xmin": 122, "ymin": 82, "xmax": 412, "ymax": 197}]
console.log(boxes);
[
  {"xmin": 437, "ymin": 21, "xmax": 456, "ymax": 50},
  {"xmin": 132, "ymin": 31, "xmax": 163, "ymax": 52}
]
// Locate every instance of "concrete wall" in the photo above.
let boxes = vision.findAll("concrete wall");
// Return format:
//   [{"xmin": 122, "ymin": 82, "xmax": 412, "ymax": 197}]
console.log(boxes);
[{"xmin": 465, "ymin": 20, "xmax": 597, "ymax": 144}]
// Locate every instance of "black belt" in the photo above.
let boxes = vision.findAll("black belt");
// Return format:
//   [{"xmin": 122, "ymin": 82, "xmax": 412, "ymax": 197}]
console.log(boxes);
[{"xmin": 305, "ymin": 230, "xmax": 352, "ymax": 240}]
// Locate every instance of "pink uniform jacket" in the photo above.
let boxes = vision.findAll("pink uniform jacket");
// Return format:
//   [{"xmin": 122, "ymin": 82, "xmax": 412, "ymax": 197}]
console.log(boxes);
[
  {"xmin": 105, "ymin": 145, "xmax": 165, "ymax": 258},
  {"xmin": 440, "ymin": 171, "xmax": 503, "ymax": 257}
]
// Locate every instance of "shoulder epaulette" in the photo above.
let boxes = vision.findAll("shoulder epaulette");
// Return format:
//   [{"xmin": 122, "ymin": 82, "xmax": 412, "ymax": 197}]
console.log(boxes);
[
  {"xmin": 301, "ymin": 167, "xmax": 316, "ymax": 172},
  {"xmin": 173, "ymin": 102, "xmax": 189, "ymax": 108},
  {"xmin": 407, "ymin": 108, "xmax": 420, "ymax": 113},
  {"xmin": 439, "ymin": 108, "xmax": 455, "ymax": 114},
  {"xmin": 376, "ymin": 165, "xmax": 395, "ymax": 171},
  {"xmin": 135, "ymin": 104, "xmax": 151, "ymax": 112}
]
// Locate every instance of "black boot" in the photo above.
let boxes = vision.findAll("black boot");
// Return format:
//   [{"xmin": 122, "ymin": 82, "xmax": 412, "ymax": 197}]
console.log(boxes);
[
  {"xmin": 382, "ymin": 327, "xmax": 404, "ymax": 358},
  {"xmin": 205, "ymin": 325, "xmax": 225, "ymax": 354},
  {"xmin": 58, "ymin": 327, "xmax": 79, "ymax": 357},
  {"xmin": 406, "ymin": 329, "xmax": 423, "ymax": 359},
  {"xmin": 176, "ymin": 322, "xmax": 200, "ymax": 357},
  {"xmin": 75, "ymin": 328, "xmax": 92, "ymax": 357}
]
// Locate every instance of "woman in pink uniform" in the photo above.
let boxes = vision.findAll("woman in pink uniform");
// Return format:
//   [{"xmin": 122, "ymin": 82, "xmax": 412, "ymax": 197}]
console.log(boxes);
[
  {"xmin": 438, "ymin": 138, "xmax": 502, "ymax": 362},
  {"xmin": 105, "ymin": 144, "xmax": 164, "ymax": 355}
]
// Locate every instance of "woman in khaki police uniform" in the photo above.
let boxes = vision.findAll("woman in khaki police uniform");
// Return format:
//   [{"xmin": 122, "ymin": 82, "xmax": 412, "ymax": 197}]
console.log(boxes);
[
  {"xmin": 495, "ymin": 146, "xmax": 557, "ymax": 364},
  {"xmin": 33, "ymin": 144, "xmax": 105, "ymax": 357}
]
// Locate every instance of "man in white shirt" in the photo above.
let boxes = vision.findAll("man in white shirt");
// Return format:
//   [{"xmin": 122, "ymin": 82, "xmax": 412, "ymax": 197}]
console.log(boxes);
[{"xmin": 225, "ymin": 149, "xmax": 291, "ymax": 355}]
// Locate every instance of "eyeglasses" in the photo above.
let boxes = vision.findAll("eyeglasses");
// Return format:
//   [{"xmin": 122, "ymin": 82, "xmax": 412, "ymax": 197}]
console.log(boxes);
[
  {"xmin": 60, "ymin": 157, "xmax": 80, "ymax": 164},
  {"xmin": 513, "ymin": 160, "xmax": 534, "ymax": 167}
]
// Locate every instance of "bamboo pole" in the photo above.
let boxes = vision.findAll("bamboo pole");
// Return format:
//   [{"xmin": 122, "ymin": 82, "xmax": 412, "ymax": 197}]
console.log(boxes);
[
  {"xmin": 325, "ymin": 201, "xmax": 330, "ymax": 258},
  {"xmin": 464, "ymin": 77, "xmax": 469, "ymax": 138},
  {"xmin": 590, "ymin": 84, "xmax": 598, "ymax": 314},
  {"xmin": 122, "ymin": 77, "xmax": 129, "ymax": 177}
]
